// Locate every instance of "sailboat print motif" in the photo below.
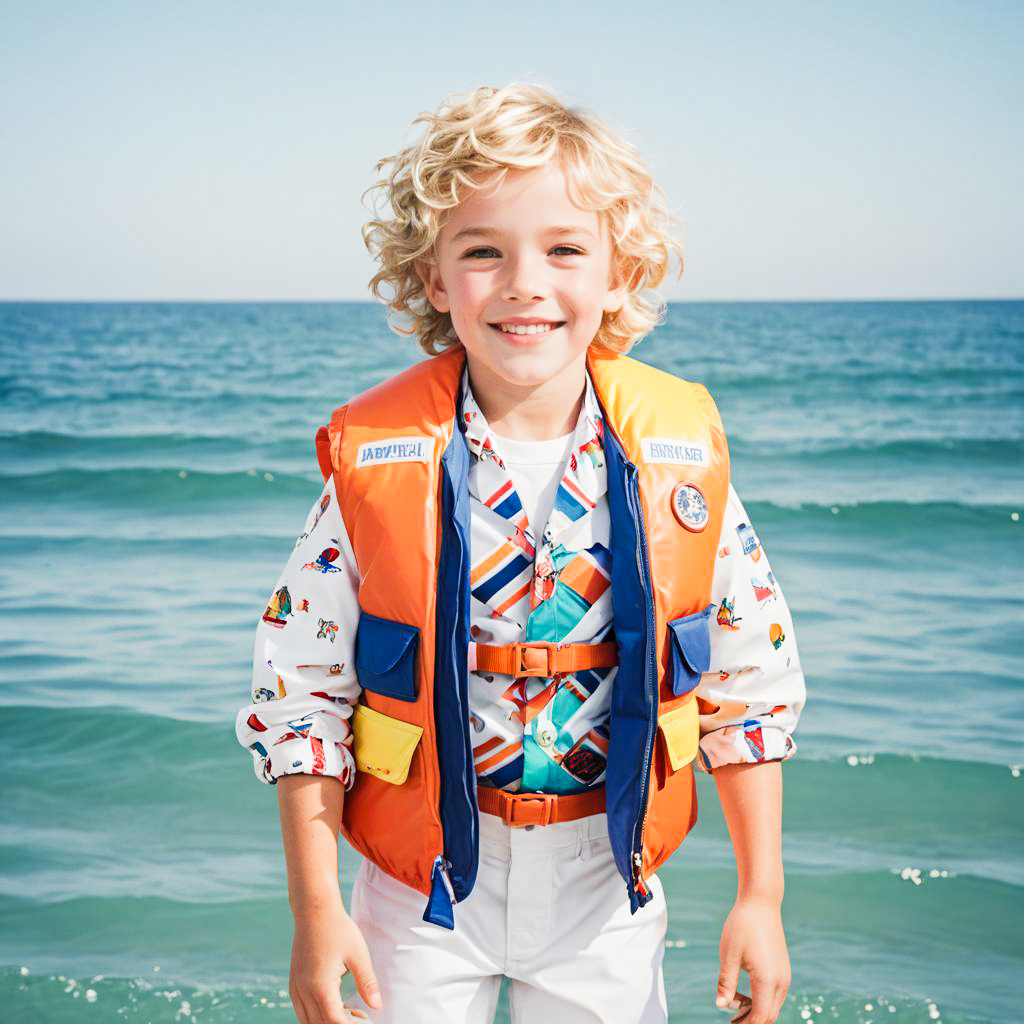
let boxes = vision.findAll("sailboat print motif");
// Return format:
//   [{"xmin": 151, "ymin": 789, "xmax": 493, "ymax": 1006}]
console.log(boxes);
[{"xmin": 460, "ymin": 367, "xmax": 617, "ymax": 795}]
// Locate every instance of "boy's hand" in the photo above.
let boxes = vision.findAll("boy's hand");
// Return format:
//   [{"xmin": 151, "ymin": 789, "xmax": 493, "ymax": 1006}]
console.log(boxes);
[
  {"xmin": 288, "ymin": 892, "xmax": 382, "ymax": 1024},
  {"xmin": 715, "ymin": 897, "xmax": 791, "ymax": 1024}
]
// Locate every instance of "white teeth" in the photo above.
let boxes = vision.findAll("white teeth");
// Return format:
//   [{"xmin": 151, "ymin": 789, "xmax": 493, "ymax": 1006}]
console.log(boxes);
[{"xmin": 497, "ymin": 322, "xmax": 558, "ymax": 335}]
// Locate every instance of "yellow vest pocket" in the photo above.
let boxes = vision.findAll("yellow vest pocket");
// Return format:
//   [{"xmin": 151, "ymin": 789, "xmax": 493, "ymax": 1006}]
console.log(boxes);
[
  {"xmin": 658, "ymin": 699, "xmax": 699, "ymax": 772},
  {"xmin": 352, "ymin": 703, "xmax": 424, "ymax": 785}
]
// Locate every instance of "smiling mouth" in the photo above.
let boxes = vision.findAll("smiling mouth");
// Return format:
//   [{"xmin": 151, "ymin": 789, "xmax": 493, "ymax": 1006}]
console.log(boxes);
[{"xmin": 490, "ymin": 321, "xmax": 565, "ymax": 336}]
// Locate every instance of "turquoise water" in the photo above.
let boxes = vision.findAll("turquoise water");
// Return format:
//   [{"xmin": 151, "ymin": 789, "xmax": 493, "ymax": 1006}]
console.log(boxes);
[{"xmin": 1, "ymin": 300, "xmax": 1022, "ymax": 1023}]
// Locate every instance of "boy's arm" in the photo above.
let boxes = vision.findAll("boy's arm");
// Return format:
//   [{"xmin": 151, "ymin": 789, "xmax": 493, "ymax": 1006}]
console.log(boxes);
[
  {"xmin": 238, "ymin": 479, "xmax": 382, "ymax": 1017},
  {"xmin": 700, "ymin": 483, "xmax": 798, "ymax": 1023},
  {"xmin": 277, "ymin": 774, "xmax": 346, "ymax": 911},
  {"xmin": 277, "ymin": 774, "xmax": 385, "ymax": 1016},
  {"xmin": 713, "ymin": 761, "xmax": 790, "ymax": 1024},
  {"xmin": 713, "ymin": 760, "xmax": 783, "ymax": 902}
]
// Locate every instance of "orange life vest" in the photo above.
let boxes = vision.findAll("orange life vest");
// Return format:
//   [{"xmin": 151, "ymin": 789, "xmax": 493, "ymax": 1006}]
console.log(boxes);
[{"xmin": 315, "ymin": 343, "xmax": 729, "ymax": 928}]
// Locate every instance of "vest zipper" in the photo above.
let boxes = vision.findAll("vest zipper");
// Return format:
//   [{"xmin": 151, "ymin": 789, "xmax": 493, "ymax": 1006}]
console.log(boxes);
[
  {"xmin": 424, "ymin": 852, "xmax": 458, "ymax": 929},
  {"xmin": 436, "ymin": 853, "xmax": 456, "ymax": 902},
  {"xmin": 626, "ymin": 462, "xmax": 658, "ymax": 906},
  {"xmin": 445, "ymin": 482, "xmax": 476, "ymax": 857}
]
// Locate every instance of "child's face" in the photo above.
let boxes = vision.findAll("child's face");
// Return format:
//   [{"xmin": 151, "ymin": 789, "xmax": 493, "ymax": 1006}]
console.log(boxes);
[{"xmin": 420, "ymin": 163, "xmax": 627, "ymax": 391}]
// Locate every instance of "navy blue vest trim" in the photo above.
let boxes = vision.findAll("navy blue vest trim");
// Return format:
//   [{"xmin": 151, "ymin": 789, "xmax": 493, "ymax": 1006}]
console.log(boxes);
[
  {"xmin": 601, "ymin": 428, "xmax": 658, "ymax": 913},
  {"xmin": 432, "ymin": 420, "xmax": 479, "ymax": 910}
]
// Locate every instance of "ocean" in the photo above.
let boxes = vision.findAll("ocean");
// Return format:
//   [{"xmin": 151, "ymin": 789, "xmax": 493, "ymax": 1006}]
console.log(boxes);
[{"xmin": 1, "ymin": 300, "xmax": 1021, "ymax": 1023}]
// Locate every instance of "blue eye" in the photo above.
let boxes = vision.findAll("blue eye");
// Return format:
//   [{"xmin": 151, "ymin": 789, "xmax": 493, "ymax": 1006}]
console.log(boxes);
[
  {"xmin": 463, "ymin": 247, "xmax": 500, "ymax": 259},
  {"xmin": 551, "ymin": 245, "xmax": 584, "ymax": 256}
]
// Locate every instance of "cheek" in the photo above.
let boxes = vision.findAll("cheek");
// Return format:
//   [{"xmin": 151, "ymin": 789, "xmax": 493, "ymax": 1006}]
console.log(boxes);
[
  {"xmin": 448, "ymin": 274, "xmax": 492, "ymax": 320},
  {"xmin": 566, "ymin": 274, "xmax": 613, "ymax": 321}
]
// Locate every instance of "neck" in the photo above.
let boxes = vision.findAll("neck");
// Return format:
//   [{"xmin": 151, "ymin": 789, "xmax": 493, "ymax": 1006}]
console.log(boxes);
[{"xmin": 465, "ymin": 351, "xmax": 587, "ymax": 441}]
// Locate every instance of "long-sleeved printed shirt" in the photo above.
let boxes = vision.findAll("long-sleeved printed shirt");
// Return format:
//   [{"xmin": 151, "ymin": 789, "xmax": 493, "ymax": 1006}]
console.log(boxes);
[{"xmin": 235, "ymin": 367, "xmax": 806, "ymax": 792}]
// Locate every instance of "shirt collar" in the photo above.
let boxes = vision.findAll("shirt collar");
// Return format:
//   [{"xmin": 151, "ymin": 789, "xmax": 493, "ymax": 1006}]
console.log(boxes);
[{"xmin": 458, "ymin": 363, "xmax": 605, "ymax": 464}]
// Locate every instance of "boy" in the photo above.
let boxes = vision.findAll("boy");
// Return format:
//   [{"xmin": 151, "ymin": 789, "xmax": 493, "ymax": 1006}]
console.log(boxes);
[{"xmin": 236, "ymin": 84, "xmax": 805, "ymax": 1024}]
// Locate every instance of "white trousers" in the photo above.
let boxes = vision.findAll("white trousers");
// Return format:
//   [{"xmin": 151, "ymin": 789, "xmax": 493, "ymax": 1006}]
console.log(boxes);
[{"xmin": 345, "ymin": 810, "xmax": 669, "ymax": 1024}]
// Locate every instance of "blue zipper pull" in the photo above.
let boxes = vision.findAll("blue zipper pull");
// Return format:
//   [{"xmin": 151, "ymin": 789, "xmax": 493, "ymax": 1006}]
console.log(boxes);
[{"xmin": 422, "ymin": 854, "xmax": 456, "ymax": 930}]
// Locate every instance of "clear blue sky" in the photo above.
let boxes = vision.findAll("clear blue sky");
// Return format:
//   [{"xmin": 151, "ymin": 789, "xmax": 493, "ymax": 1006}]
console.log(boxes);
[{"xmin": 1, "ymin": 0, "xmax": 1020, "ymax": 301}]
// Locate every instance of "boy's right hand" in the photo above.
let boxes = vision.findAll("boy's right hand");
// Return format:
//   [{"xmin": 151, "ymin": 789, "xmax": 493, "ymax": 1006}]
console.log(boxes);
[{"xmin": 288, "ymin": 894, "xmax": 383, "ymax": 1024}]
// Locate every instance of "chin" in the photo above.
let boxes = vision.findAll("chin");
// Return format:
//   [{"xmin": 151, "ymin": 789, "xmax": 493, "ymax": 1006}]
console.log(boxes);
[
  {"xmin": 499, "ymin": 369, "xmax": 559, "ymax": 389},
  {"xmin": 490, "ymin": 354, "xmax": 578, "ymax": 390},
  {"xmin": 465, "ymin": 339, "xmax": 588, "ymax": 387}
]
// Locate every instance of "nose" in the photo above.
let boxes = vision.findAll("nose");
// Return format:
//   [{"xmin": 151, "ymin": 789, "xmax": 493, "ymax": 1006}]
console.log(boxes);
[{"xmin": 500, "ymin": 251, "xmax": 545, "ymax": 303}]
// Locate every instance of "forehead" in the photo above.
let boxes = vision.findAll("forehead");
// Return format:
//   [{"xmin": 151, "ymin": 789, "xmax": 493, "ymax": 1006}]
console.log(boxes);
[{"xmin": 440, "ymin": 164, "xmax": 605, "ymax": 238}]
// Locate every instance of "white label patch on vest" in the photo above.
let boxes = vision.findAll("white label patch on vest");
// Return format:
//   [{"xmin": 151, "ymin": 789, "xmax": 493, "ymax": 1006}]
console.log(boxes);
[
  {"xmin": 355, "ymin": 436, "xmax": 435, "ymax": 468},
  {"xmin": 641, "ymin": 438, "xmax": 710, "ymax": 467}
]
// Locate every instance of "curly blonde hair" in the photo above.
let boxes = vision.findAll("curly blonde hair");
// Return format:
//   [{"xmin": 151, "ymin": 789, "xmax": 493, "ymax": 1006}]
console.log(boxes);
[{"xmin": 362, "ymin": 83, "xmax": 683, "ymax": 356}]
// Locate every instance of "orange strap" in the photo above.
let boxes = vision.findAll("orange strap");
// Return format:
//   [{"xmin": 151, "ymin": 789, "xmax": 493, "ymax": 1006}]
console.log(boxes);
[
  {"xmin": 469, "ymin": 640, "xmax": 618, "ymax": 678},
  {"xmin": 476, "ymin": 783, "xmax": 607, "ymax": 827}
]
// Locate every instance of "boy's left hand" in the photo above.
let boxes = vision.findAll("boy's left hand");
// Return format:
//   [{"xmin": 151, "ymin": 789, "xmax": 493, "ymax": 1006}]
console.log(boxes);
[{"xmin": 715, "ymin": 897, "xmax": 791, "ymax": 1024}]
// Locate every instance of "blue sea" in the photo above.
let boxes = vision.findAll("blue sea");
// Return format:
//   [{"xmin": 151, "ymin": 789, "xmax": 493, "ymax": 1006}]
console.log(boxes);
[{"xmin": 1, "ymin": 300, "xmax": 1022, "ymax": 1023}]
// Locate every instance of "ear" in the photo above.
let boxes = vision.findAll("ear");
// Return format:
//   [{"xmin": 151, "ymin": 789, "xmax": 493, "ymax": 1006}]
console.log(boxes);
[
  {"xmin": 602, "ymin": 257, "xmax": 631, "ymax": 315},
  {"xmin": 416, "ymin": 259, "xmax": 451, "ymax": 314}
]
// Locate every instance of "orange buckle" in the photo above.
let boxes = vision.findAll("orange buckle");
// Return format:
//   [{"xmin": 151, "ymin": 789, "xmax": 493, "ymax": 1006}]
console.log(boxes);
[
  {"xmin": 502, "ymin": 792, "xmax": 557, "ymax": 827},
  {"xmin": 513, "ymin": 642, "xmax": 558, "ymax": 677}
]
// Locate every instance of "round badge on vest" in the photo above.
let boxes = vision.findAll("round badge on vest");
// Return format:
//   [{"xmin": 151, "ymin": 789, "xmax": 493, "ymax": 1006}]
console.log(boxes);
[{"xmin": 671, "ymin": 481, "xmax": 709, "ymax": 532}]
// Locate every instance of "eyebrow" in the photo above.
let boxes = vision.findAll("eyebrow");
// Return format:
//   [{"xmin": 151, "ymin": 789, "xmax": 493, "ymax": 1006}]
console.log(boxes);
[{"xmin": 450, "ymin": 225, "xmax": 599, "ymax": 242}]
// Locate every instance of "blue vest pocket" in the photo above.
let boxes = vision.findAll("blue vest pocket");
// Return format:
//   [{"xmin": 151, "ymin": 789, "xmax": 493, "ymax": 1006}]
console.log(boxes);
[
  {"xmin": 667, "ymin": 606, "xmax": 712, "ymax": 696},
  {"xmin": 355, "ymin": 612, "xmax": 420, "ymax": 701}
]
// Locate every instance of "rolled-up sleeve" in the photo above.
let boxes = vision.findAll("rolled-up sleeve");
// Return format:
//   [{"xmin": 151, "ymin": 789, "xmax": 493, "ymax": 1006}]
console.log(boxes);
[
  {"xmin": 693, "ymin": 483, "xmax": 806, "ymax": 774},
  {"xmin": 234, "ymin": 474, "xmax": 363, "ymax": 790}
]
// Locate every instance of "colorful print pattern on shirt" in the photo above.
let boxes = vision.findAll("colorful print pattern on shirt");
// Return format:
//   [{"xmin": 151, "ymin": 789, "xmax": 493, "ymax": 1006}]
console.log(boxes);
[
  {"xmin": 462, "ymin": 369, "xmax": 616, "ymax": 795},
  {"xmin": 694, "ymin": 502, "xmax": 806, "ymax": 773},
  {"xmin": 234, "ymin": 473, "xmax": 361, "ymax": 790}
]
